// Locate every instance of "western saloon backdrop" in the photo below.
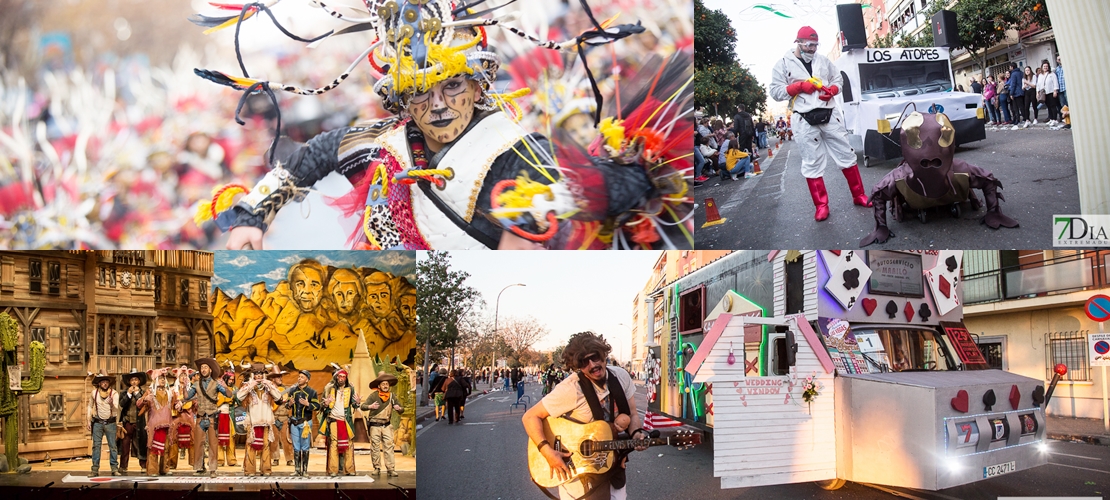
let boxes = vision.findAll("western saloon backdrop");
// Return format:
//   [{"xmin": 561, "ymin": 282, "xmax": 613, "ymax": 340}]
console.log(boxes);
[{"xmin": 210, "ymin": 251, "xmax": 417, "ymax": 455}]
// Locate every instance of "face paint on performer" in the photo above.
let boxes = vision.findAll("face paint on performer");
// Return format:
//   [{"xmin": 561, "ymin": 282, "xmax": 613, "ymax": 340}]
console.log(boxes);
[{"xmin": 408, "ymin": 75, "xmax": 482, "ymax": 152}]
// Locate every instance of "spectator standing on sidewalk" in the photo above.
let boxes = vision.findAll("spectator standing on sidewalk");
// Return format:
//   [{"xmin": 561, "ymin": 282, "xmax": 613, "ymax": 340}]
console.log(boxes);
[
  {"xmin": 997, "ymin": 73, "xmax": 1012, "ymax": 124},
  {"xmin": 1055, "ymin": 55, "xmax": 1067, "ymax": 107},
  {"xmin": 983, "ymin": 76, "xmax": 999, "ymax": 125},
  {"xmin": 1007, "ymin": 64, "xmax": 1027, "ymax": 129},
  {"xmin": 1041, "ymin": 60, "xmax": 1061, "ymax": 126}
]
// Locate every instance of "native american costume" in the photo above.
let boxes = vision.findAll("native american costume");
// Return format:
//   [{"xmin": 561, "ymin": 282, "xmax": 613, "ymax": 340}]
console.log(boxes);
[
  {"xmin": 321, "ymin": 370, "xmax": 359, "ymax": 476},
  {"xmin": 192, "ymin": 0, "xmax": 693, "ymax": 249},
  {"xmin": 167, "ymin": 366, "xmax": 197, "ymax": 470},
  {"xmin": 216, "ymin": 367, "xmax": 239, "ymax": 466},
  {"xmin": 140, "ymin": 369, "xmax": 177, "ymax": 476},
  {"xmin": 236, "ymin": 364, "xmax": 285, "ymax": 476}
]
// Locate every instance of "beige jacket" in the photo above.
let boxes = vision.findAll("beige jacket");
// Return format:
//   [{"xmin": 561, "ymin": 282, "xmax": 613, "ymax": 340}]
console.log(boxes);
[{"xmin": 236, "ymin": 379, "xmax": 283, "ymax": 427}]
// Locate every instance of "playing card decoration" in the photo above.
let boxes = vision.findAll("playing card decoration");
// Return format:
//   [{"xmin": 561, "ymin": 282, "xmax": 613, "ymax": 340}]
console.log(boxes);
[
  {"xmin": 885, "ymin": 300, "xmax": 898, "ymax": 319},
  {"xmin": 824, "ymin": 251, "xmax": 872, "ymax": 311},
  {"xmin": 1032, "ymin": 385, "xmax": 1045, "ymax": 407},
  {"xmin": 1009, "ymin": 385, "xmax": 1021, "ymax": 410},
  {"xmin": 862, "ymin": 298, "xmax": 877, "ymax": 316},
  {"xmin": 951, "ymin": 389, "xmax": 969, "ymax": 413},
  {"xmin": 925, "ymin": 250, "xmax": 964, "ymax": 316},
  {"xmin": 982, "ymin": 389, "xmax": 996, "ymax": 411},
  {"xmin": 918, "ymin": 302, "xmax": 932, "ymax": 322},
  {"xmin": 903, "ymin": 301, "xmax": 915, "ymax": 322}
]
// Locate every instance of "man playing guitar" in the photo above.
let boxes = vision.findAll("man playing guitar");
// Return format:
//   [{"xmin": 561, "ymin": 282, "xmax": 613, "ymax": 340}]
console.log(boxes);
[{"xmin": 523, "ymin": 332, "xmax": 647, "ymax": 500}]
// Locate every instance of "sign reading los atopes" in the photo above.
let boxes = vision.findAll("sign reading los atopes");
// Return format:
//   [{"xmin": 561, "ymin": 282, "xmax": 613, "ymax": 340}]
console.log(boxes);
[{"xmin": 865, "ymin": 48, "xmax": 943, "ymax": 63}]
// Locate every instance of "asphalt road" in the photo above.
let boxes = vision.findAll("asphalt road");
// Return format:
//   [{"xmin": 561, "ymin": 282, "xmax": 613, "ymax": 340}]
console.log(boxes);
[
  {"xmin": 417, "ymin": 380, "xmax": 1110, "ymax": 499},
  {"xmin": 694, "ymin": 123, "xmax": 1080, "ymax": 249}
]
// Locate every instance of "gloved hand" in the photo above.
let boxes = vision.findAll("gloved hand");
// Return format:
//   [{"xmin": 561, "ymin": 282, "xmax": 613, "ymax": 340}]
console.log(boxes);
[
  {"xmin": 818, "ymin": 85, "xmax": 839, "ymax": 101},
  {"xmin": 786, "ymin": 80, "xmax": 818, "ymax": 97}
]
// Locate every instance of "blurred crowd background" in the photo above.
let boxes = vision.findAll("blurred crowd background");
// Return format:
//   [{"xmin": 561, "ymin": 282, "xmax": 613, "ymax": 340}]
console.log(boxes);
[{"xmin": 0, "ymin": 0, "xmax": 692, "ymax": 250}]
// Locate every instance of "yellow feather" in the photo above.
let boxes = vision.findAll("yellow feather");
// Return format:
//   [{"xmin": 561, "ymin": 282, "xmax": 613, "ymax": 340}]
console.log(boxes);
[
  {"xmin": 194, "ymin": 201, "xmax": 213, "ymax": 226},
  {"xmin": 203, "ymin": 11, "xmax": 256, "ymax": 35}
]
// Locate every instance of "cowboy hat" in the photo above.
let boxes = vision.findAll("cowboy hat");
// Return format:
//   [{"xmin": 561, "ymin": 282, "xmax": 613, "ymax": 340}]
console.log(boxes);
[
  {"xmin": 368, "ymin": 373, "xmax": 398, "ymax": 389},
  {"xmin": 266, "ymin": 364, "xmax": 288, "ymax": 379},
  {"xmin": 91, "ymin": 372, "xmax": 114, "ymax": 387},
  {"xmin": 195, "ymin": 358, "xmax": 221, "ymax": 377},
  {"xmin": 124, "ymin": 368, "xmax": 147, "ymax": 386}
]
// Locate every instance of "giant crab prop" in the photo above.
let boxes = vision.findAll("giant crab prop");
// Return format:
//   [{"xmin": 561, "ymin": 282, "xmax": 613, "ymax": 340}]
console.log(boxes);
[{"xmin": 860, "ymin": 111, "xmax": 1019, "ymax": 247}]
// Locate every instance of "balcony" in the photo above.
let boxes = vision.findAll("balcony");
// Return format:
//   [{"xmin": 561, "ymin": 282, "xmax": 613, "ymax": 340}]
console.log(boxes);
[
  {"xmin": 963, "ymin": 251, "xmax": 1110, "ymax": 305},
  {"xmin": 93, "ymin": 355, "xmax": 161, "ymax": 374}
]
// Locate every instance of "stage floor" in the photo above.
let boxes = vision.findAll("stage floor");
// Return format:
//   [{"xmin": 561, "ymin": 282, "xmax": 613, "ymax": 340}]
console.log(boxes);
[{"xmin": 0, "ymin": 450, "xmax": 416, "ymax": 499}]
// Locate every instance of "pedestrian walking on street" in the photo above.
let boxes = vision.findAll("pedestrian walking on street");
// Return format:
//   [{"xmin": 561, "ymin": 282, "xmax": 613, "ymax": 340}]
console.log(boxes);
[
  {"xmin": 431, "ymin": 367, "xmax": 448, "ymax": 421},
  {"xmin": 769, "ymin": 26, "xmax": 871, "ymax": 222},
  {"xmin": 443, "ymin": 369, "xmax": 469, "ymax": 425}
]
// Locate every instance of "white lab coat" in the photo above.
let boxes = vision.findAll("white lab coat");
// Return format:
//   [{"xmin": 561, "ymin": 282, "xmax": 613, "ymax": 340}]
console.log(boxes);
[{"xmin": 770, "ymin": 49, "xmax": 856, "ymax": 177}]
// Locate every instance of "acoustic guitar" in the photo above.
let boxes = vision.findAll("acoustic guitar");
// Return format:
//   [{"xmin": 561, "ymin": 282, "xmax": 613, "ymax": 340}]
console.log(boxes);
[{"xmin": 528, "ymin": 417, "xmax": 701, "ymax": 487}]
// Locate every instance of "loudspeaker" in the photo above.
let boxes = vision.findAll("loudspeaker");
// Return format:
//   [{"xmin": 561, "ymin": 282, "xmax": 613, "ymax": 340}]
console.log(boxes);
[
  {"xmin": 837, "ymin": 4, "xmax": 867, "ymax": 51},
  {"xmin": 932, "ymin": 9, "xmax": 960, "ymax": 47}
]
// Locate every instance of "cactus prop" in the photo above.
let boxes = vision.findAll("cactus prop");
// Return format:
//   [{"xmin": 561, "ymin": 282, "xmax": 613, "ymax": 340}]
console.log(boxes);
[{"xmin": 0, "ymin": 312, "xmax": 46, "ymax": 473}]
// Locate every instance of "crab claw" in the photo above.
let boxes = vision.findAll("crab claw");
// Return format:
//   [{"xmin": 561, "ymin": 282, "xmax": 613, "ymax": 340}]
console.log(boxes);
[
  {"xmin": 981, "ymin": 210, "xmax": 1019, "ymax": 229},
  {"xmin": 860, "ymin": 227, "xmax": 894, "ymax": 248}
]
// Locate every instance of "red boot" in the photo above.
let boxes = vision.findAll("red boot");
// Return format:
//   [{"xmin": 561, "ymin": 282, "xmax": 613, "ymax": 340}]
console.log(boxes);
[
  {"xmin": 805, "ymin": 177, "xmax": 830, "ymax": 221},
  {"xmin": 841, "ymin": 164, "xmax": 872, "ymax": 207}
]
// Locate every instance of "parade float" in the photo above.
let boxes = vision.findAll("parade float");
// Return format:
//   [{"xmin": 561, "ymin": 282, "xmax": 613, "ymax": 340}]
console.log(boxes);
[{"xmin": 649, "ymin": 251, "xmax": 1053, "ymax": 491}]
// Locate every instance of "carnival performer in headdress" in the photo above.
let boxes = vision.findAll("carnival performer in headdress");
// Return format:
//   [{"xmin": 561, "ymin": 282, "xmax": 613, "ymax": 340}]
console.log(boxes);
[
  {"xmin": 167, "ymin": 365, "xmax": 197, "ymax": 471},
  {"xmin": 192, "ymin": 0, "xmax": 693, "ymax": 250},
  {"xmin": 185, "ymin": 358, "xmax": 233, "ymax": 477},
  {"xmin": 140, "ymin": 368, "xmax": 178, "ymax": 476},
  {"xmin": 236, "ymin": 362, "xmax": 285, "ymax": 476},
  {"xmin": 86, "ymin": 372, "xmax": 121, "ymax": 476},
  {"xmin": 285, "ymin": 369, "xmax": 320, "ymax": 476},
  {"xmin": 321, "ymin": 366, "xmax": 359, "ymax": 476},
  {"xmin": 117, "ymin": 368, "xmax": 149, "ymax": 474},
  {"xmin": 216, "ymin": 362, "xmax": 239, "ymax": 466}
]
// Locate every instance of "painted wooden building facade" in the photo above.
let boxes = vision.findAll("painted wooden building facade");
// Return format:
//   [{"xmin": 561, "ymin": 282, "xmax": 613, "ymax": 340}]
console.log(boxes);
[{"xmin": 0, "ymin": 250, "xmax": 213, "ymax": 461}]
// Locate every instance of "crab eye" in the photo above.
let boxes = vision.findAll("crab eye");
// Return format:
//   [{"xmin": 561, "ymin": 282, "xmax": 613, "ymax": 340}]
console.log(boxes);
[
  {"xmin": 935, "ymin": 113, "xmax": 955, "ymax": 148},
  {"xmin": 902, "ymin": 111, "xmax": 924, "ymax": 150}
]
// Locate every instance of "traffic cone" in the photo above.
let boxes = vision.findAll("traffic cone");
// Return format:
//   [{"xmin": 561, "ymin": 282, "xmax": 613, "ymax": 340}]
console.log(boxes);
[
  {"xmin": 702, "ymin": 197, "xmax": 727, "ymax": 228},
  {"xmin": 767, "ymin": 147, "xmax": 772, "ymax": 158},
  {"xmin": 752, "ymin": 159, "xmax": 762, "ymax": 175}
]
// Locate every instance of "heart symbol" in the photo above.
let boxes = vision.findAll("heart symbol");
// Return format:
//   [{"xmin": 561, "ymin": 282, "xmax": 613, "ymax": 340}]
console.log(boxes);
[
  {"xmin": 733, "ymin": 381, "xmax": 739, "ymax": 387},
  {"xmin": 830, "ymin": 250, "xmax": 841, "ymax": 256},
  {"xmin": 951, "ymin": 390, "xmax": 969, "ymax": 413},
  {"xmin": 904, "ymin": 301, "xmax": 915, "ymax": 322},
  {"xmin": 862, "ymin": 298, "xmax": 877, "ymax": 316},
  {"xmin": 739, "ymin": 394, "xmax": 747, "ymax": 407},
  {"xmin": 939, "ymin": 275, "xmax": 951, "ymax": 298},
  {"xmin": 1009, "ymin": 385, "xmax": 1021, "ymax": 410}
]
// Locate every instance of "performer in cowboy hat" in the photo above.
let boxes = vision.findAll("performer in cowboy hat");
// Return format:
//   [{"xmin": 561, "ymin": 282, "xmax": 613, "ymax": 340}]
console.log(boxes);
[
  {"xmin": 236, "ymin": 362, "xmax": 284, "ymax": 476},
  {"xmin": 360, "ymin": 373, "xmax": 404, "ymax": 477},
  {"xmin": 167, "ymin": 365, "xmax": 196, "ymax": 470},
  {"xmin": 117, "ymin": 368, "xmax": 148, "ymax": 474},
  {"xmin": 186, "ymin": 357, "xmax": 232, "ymax": 477},
  {"xmin": 140, "ymin": 368, "xmax": 178, "ymax": 476},
  {"xmin": 285, "ymin": 369, "xmax": 320, "ymax": 477},
  {"xmin": 86, "ymin": 371, "xmax": 121, "ymax": 476},
  {"xmin": 266, "ymin": 365, "xmax": 295, "ymax": 467}
]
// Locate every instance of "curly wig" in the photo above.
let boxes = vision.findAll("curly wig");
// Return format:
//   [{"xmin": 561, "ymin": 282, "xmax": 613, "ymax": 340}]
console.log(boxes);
[{"xmin": 562, "ymin": 332, "xmax": 612, "ymax": 371}]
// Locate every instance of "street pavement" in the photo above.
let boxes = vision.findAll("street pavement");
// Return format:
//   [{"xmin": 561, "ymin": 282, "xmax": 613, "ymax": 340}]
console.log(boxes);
[
  {"xmin": 695, "ymin": 123, "xmax": 1080, "ymax": 249},
  {"xmin": 418, "ymin": 380, "xmax": 1110, "ymax": 499}
]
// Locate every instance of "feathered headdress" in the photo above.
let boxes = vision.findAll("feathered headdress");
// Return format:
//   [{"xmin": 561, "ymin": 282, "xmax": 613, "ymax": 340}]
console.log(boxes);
[{"xmin": 190, "ymin": 0, "xmax": 644, "ymax": 162}]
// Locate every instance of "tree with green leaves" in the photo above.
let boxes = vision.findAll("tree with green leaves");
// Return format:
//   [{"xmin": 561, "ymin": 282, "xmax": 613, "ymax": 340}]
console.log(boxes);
[
  {"xmin": 416, "ymin": 251, "xmax": 479, "ymax": 405},
  {"xmin": 694, "ymin": 0, "xmax": 736, "ymax": 71},
  {"xmin": 693, "ymin": 0, "xmax": 767, "ymax": 117}
]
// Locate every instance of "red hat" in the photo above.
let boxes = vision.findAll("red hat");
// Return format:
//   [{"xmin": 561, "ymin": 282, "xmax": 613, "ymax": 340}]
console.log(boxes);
[{"xmin": 797, "ymin": 26, "xmax": 819, "ymax": 42}]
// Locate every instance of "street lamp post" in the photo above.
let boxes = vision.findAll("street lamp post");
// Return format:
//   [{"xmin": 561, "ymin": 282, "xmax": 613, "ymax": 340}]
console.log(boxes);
[{"xmin": 493, "ymin": 283, "xmax": 526, "ymax": 388}]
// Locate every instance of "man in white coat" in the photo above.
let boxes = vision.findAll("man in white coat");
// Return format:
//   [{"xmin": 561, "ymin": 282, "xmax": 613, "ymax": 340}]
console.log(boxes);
[{"xmin": 770, "ymin": 26, "xmax": 871, "ymax": 221}]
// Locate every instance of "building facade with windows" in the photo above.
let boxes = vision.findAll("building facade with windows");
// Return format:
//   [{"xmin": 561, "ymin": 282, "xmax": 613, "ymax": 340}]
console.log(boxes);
[
  {"xmin": 962, "ymin": 250, "xmax": 1109, "ymax": 419},
  {"xmin": 0, "ymin": 250, "xmax": 214, "ymax": 461}
]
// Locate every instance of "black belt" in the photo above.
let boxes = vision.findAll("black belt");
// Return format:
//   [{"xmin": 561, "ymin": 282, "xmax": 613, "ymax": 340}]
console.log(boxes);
[
  {"xmin": 92, "ymin": 417, "xmax": 117, "ymax": 424},
  {"xmin": 290, "ymin": 417, "xmax": 307, "ymax": 426},
  {"xmin": 367, "ymin": 421, "xmax": 390, "ymax": 427}
]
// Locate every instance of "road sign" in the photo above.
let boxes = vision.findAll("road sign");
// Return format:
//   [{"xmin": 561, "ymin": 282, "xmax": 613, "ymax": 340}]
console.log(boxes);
[
  {"xmin": 1091, "ymin": 334, "xmax": 1110, "ymax": 367},
  {"xmin": 1085, "ymin": 294, "xmax": 1110, "ymax": 322}
]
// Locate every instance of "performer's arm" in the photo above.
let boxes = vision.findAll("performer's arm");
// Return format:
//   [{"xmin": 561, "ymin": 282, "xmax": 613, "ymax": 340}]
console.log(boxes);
[
  {"xmin": 769, "ymin": 60, "xmax": 791, "ymax": 102},
  {"xmin": 224, "ymin": 127, "xmax": 351, "ymax": 246},
  {"xmin": 185, "ymin": 384, "xmax": 197, "ymax": 401},
  {"xmin": 522, "ymin": 402, "xmax": 573, "ymax": 482}
]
